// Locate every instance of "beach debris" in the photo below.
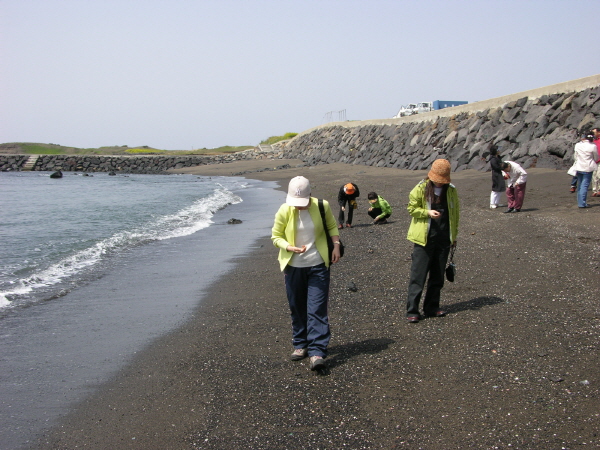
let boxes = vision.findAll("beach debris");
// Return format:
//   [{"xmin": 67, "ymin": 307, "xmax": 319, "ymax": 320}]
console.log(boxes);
[
  {"xmin": 347, "ymin": 281, "xmax": 358, "ymax": 292},
  {"xmin": 227, "ymin": 218, "xmax": 243, "ymax": 224}
]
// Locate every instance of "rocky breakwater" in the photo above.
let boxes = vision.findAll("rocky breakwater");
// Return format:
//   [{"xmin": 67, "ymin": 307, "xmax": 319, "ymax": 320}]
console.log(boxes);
[
  {"xmin": 0, "ymin": 146, "xmax": 285, "ymax": 173},
  {"xmin": 31, "ymin": 155, "xmax": 216, "ymax": 174},
  {"xmin": 281, "ymin": 83, "xmax": 600, "ymax": 171},
  {"xmin": 0, "ymin": 155, "xmax": 29, "ymax": 171}
]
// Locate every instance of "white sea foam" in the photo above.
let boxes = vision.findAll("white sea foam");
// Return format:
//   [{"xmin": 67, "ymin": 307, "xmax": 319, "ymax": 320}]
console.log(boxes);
[{"xmin": 0, "ymin": 188, "xmax": 241, "ymax": 308}]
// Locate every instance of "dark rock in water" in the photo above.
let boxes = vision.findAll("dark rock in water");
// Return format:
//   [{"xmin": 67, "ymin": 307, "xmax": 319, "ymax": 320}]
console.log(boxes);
[
  {"xmin": 347, "ymin": 281, "xmax": 358, "ymax": 292},
  {"xmin": 108, "ymin": 171, "xmax": 116, "ymax": 176},
  {"xmin": 50, "ymin": 170, "xmax": 62, "ymax": 178},
  {"xmin": 227, "ymin": 218, "xmax": 243, "ymax": 224}
]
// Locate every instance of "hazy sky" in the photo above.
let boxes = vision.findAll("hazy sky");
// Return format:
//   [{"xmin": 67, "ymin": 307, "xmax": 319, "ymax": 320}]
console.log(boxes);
[{"xmin": 2, "ymin": 0, "xmax": 599, "ymax": 150}]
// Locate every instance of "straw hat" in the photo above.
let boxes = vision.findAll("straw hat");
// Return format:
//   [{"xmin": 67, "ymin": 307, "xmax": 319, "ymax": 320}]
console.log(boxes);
[{"xmin": 428, "ymin": 159, "xmax": 451, "ymax": 184}]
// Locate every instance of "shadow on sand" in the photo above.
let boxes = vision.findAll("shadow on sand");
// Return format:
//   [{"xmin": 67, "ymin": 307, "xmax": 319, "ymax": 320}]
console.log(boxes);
[
  {"xmin": 445, "ymin": 295, "xmax": 504, "ymax": 314},
  {"xmin": 315, "ymin": 338, "xmax": 395, "ymax": 375}
]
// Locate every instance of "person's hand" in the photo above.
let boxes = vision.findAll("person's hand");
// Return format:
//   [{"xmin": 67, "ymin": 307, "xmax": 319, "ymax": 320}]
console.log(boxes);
[
  {"xmin": 331, "ymin": 245, "xmax": 341, "ymax": 263},
  {"xmin": 287, "ymin": 245, "xmax": 307, "ymax": 254},
  {"xmin": 428, "ymin": 210, "xmax": 441, "ymax": 219},
  {"xmin": 373, "ymin": 217, "xmax": 379, "ymax": 223},
  {"xmin": 368, "ymin": 207, "xmax": 373, "ymax": 212},
  {"xmin": 341, "ymin": 206, "xmax": 346, "ymax": 212}
]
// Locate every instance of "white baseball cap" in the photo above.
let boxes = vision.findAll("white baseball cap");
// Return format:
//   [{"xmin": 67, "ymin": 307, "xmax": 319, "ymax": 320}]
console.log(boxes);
[{"xmin": 286, "ymin": 176, "xmax": 311, "ymax": 207}]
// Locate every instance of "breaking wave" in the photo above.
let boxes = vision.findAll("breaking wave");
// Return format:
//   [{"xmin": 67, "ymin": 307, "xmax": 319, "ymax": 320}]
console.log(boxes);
[{"xmin": 0, "ymin": 188, "xmax": 241, "ymax": 308}]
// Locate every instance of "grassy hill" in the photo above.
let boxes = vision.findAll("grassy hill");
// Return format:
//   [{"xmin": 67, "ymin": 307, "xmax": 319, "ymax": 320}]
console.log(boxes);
[
  {"xmin": 0, "ymin": 133, "xmax": 298, "ymax": 156},
  {"xmin": 0, "ymin": 143, "xmax": 253, "ymax": 156}
]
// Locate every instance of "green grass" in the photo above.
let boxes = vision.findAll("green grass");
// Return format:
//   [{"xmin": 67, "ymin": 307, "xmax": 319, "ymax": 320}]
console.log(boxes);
[
  {"xmin": 260, "ymin": 132, "xmax": 298, "ymax": 145},
  {"xmin": 125, "ymin": 147, "xmax": 165, "ymax": 154},
  {"xmin": 21, "ymin": 143, "xmax": 67, "ymax": 155}
]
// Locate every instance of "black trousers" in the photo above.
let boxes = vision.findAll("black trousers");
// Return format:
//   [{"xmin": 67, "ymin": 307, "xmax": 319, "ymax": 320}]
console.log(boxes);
[
  {"xmin": 367, "ymin": 208, "xmax": 390, "ymax": 221},
  {"xmin": 338, "ymin": 200, "xmax": 356, "ymax": 225},
  {"xmin": 338, "ymin": 203, "xmax": 355, "ymax": 225},
  {"xmin": 406, "ymin": 240, "xmax": 450, "ymax": 317}
]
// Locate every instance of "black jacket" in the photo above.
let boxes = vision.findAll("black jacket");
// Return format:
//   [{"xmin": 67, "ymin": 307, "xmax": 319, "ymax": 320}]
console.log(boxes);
[
  {"xmin": 490, "ymin": 156, "xmax": 506, "ymax": 192},
  {"xmin": 338, "ymin": 183, "xmax": 360, "ymax": 206}
]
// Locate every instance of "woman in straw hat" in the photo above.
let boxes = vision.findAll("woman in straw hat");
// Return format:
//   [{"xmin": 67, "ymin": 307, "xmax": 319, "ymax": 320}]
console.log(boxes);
[
  {"xmin": 405, "ymin": 159, "xmax": 460, "ymax": 323},
  {"xmin": 271, "ymin": 176, "xmax": 341, "ymax": 371}
]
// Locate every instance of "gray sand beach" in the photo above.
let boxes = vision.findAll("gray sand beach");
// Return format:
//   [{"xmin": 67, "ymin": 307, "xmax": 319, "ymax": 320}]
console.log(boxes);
[{"xmin": 37, "ymin": 160, "xmax": 600, "ymax": 449}]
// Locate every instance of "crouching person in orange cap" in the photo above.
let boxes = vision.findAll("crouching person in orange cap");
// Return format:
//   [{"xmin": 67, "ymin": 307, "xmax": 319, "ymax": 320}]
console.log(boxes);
[{"xmin": 337, "ymin": 183, "xmax": 360, "ymax": 228}]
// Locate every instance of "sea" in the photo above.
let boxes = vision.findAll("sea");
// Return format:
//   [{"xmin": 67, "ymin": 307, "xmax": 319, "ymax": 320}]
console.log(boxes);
[{"xmin": 0, "ymin": 170, "xmax": 284, "ymax": 449}]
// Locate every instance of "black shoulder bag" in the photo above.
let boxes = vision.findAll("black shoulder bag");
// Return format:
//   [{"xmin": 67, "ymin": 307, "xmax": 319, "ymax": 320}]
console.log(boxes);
[
  {"xmin": 445, "ymin": 245, "xmax": 456, "ymax": 282},
  {"xmin": 318, "ymin": 199, "xmax": 344, "ymax": 261}
]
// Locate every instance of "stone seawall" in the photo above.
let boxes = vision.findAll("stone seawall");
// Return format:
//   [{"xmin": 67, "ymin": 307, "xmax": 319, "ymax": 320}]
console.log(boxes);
[
  {"xmin": 0, "ymin": 155, "xmax": 29, "ymax": 171},
  {"xmin": 3, "ymin": 75, "xmax": 599, "ymax": 174},
  {"xmin": 280, "ymin": 75, "xmax": 600, "ymax": 171}
]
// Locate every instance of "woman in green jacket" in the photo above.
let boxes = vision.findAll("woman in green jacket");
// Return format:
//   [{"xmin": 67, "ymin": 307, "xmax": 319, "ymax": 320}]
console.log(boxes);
[
  {"xmin": 406, "ymin": 159, "xmax": 460, "ymax": 323},
  {"xmin": 271, "ymin": 176, "xmax": 341, "ymax": 370}
]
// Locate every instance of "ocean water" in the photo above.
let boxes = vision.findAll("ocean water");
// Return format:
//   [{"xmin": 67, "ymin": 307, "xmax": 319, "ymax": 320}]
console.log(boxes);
[{"xmin": 0, "ymin": 171, "xmax": 284, "ymax": 449}]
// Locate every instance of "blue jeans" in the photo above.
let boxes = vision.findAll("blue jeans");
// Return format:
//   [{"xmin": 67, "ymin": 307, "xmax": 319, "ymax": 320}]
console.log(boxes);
[
  {"xmin": 576, "ymin": 171, "xmax": 593, "ymax": 207},
  {"xmin": 571, "ymin": 175, "xmax": 578, "ymax": 188},
  {"xmin": 284, "ymin": 263, "xmax": 331, "ymax": 357}
]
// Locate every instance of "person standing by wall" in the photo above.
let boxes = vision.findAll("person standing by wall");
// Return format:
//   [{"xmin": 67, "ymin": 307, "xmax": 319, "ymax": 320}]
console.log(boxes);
[
  {"xmin": 337, "ymin": 183, "xmax": 360, "ymax": 228},
  {"xmin": 572, "ymin": 131, "xmax": 598, "ymax": 208},
  {"xmin": 502, "ymin": 161, "xmax": 527, "ymax": 213},
  {"xmin": 271, "ymin": 176, "xmax": 341, "ymax": 371},
  {"xmin": 488, "ymin": 145, "xmax": 505, "ymax": 209},
  {"xmin": 367, "ymin": 192, "xmax": 392, "ymax": 224},
  {"xmin": 405, "ymin": 159, "xmax": 460, "ymax": 323}
]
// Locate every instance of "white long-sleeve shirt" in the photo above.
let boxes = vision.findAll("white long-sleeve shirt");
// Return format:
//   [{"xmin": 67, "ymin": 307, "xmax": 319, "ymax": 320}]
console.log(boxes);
[
  {"xmin": 572, "ymin": 140, "xmax": 599, "ymax": 173},
  {"xmin": 504, "ymin": 160, "xmax": 527, "ymax": 187}
]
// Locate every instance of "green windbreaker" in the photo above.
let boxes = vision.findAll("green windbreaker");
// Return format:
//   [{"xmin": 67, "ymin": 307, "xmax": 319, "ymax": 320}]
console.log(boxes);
[{"xmin": 406, "ymin": 180, "xmax": 460, "ymax": 246}]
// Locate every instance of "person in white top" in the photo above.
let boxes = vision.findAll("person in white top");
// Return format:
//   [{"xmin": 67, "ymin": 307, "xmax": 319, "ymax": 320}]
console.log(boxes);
[
  {"xmin": 501, "ymin": 161, "xmax": 527, "ymax": 213},
  {"xmin": 572, "ymin": 131, "xmax": 599, "ymax": 208}
]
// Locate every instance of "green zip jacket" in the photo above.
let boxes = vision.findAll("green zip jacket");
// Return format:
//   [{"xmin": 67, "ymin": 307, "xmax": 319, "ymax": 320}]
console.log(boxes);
[
  {"xmin": 371, "ymin": 195, "xmax": 392, "ymax": 220},
  {"xmin": 406, "ymin": 180, "xmax": 460, "ymax": 246},
  {"xmin": 271, "ymin": 197, "xmax": 339, "ymax": 271}
]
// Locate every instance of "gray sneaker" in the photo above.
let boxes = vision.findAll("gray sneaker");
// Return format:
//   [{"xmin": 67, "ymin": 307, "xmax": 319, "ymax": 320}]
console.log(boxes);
[
  {"xmin": 291, "ymin": 348, "xmax": 308, "ymax": 361},
  {"xmin": 309, "ymin": 355, "xmax": 325, "ymax": 370}
]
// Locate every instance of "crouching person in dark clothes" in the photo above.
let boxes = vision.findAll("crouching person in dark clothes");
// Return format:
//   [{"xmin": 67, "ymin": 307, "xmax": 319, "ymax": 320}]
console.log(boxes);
[{"xmin": 405, "ymin": 159, "xmax": 460, "ymax": 323}]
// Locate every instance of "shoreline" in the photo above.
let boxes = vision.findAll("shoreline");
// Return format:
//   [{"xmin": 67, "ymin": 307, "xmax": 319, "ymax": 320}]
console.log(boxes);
[
  {"xmin": 37, "ymin": 162, "xmax": 600, "ymax": 449},
  {"xmin": 1, "ymin": 174, "xmax": 283, "ymax": 450}
]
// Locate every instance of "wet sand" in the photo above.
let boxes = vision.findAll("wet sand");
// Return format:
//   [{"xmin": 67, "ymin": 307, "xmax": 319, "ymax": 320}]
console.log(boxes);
[{"xmin": 37, "ymin": 161, "xmax": 600, "ymax": 449}]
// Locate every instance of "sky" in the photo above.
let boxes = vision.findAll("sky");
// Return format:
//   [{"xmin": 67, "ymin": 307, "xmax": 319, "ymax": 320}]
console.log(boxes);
[{"xmin": 1, "ymin": 0, "xmax": 599, "ymax": 151}]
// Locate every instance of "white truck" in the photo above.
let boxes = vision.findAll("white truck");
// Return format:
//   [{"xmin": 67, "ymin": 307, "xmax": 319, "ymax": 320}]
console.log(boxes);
[
  {"xmin": 392, "ymin": 103, "xmax": 417, "ymax": 118},
  {"xmin": 393, "ymin": 100, "xmax": 468, "ymax": 118}
]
